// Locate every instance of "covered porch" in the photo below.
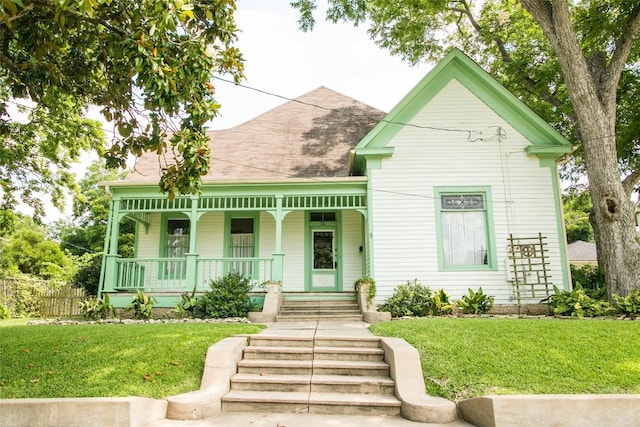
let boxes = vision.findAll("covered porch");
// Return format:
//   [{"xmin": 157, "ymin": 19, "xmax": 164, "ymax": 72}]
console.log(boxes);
[{"xmin": 98, "ymin": 180, "xmax": 370, "ymax": 307}]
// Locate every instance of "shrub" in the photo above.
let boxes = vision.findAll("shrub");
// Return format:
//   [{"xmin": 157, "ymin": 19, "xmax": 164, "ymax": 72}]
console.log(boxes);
[
  {"xmin": 456, "ymin": 287, "xmax": 494, "ymax": 315},
  {"xmin": 430, "ymin": 289, "xmax": 454, "ymax": 316},
  {"xmin": 194, "ymin": 272, "xmax": 258, "ymax": 318},
  {"xmin": 380, "ymin": 279, "xmax": 433, "ymax": 317},
  {"xmin": 614, "ymin": 290, "xmax": 640, "ymax": 318},
  {"xmin": 570, "ymin": 264, "xmax": 605, "ymax": 299},
  {"xmin": 547, "ymin": 284, "xmax": 613, "ymax": 318},
  {"xmin": 174, "ymin": 287, "xmax": 198, "ymax": 318},
  {"xmin": 0, "ymin": 304, "xmax": 10, "ymax": 319},
  {"xmin": 1, "ymin": 276, "xmax": 49, "ymax": 318},
  {"xmin": 125, "ymin": 289, "xmax": 156, "ymax": 319},
  {"xmin": 79, "ymin": 295, "xmax": 116, "ymax": 320}
]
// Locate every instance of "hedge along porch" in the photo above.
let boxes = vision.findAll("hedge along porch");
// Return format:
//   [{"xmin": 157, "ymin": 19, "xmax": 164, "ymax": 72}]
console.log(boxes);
[{"xmin": 99, "ymin": 181, "xmax": 370, "ymax": 308}]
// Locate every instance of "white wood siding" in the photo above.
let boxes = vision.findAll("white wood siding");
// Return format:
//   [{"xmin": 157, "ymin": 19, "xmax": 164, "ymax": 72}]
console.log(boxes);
[
  {"xmin": 282, "ymin": 211, "xmax": 305, "ymax": 291},
  {"xmin": 136, "ymin": 213, "xmax": 162, "ymax": 258},
  {"xmin": 370, "ymin": 80, "xmax": 565, "ymax": 304},
  {"xmin": 341, "ymin": 210, "xmax": 364, "ymax": 290}
]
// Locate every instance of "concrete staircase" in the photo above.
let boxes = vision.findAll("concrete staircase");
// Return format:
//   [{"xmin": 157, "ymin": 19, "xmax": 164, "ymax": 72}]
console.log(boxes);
[
  {"xmin": 276, "ymin": 292, "xmax": 363, "ymax": 322},
  {"xmin": 221, "ymin": 334, "xmax": 401, "ymax": 416}
]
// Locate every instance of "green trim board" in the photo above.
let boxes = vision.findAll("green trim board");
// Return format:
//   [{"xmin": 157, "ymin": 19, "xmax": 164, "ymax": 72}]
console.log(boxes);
[
  {"xmin": 352, "ymin": 48, "xmax": 572, "ymax": 175},
  {"xmin": 433, "ymin": 186, "xmax": 497, "ymax": 271}
]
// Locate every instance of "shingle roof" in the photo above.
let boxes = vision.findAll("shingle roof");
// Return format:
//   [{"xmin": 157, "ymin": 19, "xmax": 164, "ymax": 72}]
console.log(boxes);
[
  {"xmin": 123, "ymin": 86, "xmax": 385, "ymax": 184},
  {"xmin": 567, "ymin": 240, "xmax": 597, "ymax": 262}
]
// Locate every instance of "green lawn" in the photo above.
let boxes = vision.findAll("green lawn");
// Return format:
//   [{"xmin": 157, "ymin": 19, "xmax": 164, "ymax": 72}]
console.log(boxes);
[
  {"xmin": 0, "ymin": 322, "xmax": 263, "ymax": 399},
  {"xmin": 370, "ymin": 317, "xmax": 640, "ymax": 400}
]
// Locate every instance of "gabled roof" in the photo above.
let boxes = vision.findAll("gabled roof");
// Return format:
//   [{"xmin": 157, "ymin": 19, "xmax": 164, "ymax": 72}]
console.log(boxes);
[
  {"xmin": 352, "ymin": 48, "xmax": 572, "ymax": 173},
  {"xmin": 123, "ymin": 86, "xmax": 384, "ymax": 184}
]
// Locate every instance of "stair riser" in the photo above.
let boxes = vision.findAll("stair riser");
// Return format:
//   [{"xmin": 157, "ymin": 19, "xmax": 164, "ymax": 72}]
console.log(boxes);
[
  {"xmin": 312, "ymin": 367, "xmax": 389, "ymax": 377},
  {"xmin": 313, "ymin": 339, "xmax": 381, "ymax": 348},
  {"xmin": 310, "ymin": 383, "xmax": 395, "ymax": 395},
  {"xmin": 222, "ymin": 401, "xmax": 309, "ymax": 414},
  {"xmin": 275, "ymin": 316, "xmax": 363, "ymax": 322},
  {"xmin": 279, "ymin": 308, "xmax": 361, "ymax": 313},
  {"xmin": 238, "ymin": 366, "xmax": 312, "ymax": 375},
  {"xmin": 309, "ymin": 403, "xmax": 400, "ymax": 417},
  {"xmin": 313, "ymin": 353, "xmax": 383, "ymax": 362},
  {"xmin": 242, "ymin": 351, "xmax": 313, "ymax": 361},
  {"xmin": 248, "ymin": 338, "xmax": 313, "ymax": 348},
  {"xmin": 231, "ymin": 381, "xmax": 310, "ymax": 393}
]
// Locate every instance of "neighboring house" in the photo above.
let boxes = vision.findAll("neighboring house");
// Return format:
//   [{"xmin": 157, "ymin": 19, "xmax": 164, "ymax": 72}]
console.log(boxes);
[
  {"xmin": 566, "ymin": 240, "xmax": 598, "ymax": 266},
  {"xmin": 99, "ymin": 49, "xmax": 572, "ymax": 309}
]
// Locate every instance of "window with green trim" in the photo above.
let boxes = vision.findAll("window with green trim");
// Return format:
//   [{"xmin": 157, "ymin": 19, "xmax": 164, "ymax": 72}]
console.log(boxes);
[
  {"xmin": 435, "ymin": 188, "xmax": 495, "ymax": 270},
  {"xmin": 164, "ymin": 219, "xmax": 189, "ymax": 278}
]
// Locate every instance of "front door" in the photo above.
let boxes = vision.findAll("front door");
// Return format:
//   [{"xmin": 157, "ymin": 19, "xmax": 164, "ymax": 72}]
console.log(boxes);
[{"xmin": 310, "ymin": 228, "xmax": 339, "ymax": 291}]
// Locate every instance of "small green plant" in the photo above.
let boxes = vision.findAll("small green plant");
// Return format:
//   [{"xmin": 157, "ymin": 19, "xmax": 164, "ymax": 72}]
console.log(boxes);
[
  {"xmin": 79, "ymin": 294, "xmax": 116, "ymax": 320},
  {"xmin": 456, "ymin": 287, "xmax": 494, "ymax": 315},
  {"xmin": 194, "ymin": 272, "xmax": 259, "ymax": 318},
  {"xmin": 0, "ymin": 305, "xmax": 11, "ymax": 320},
  {"xmin": 614, "ymin": 289, "xmax": 640, "ymax": 318},
  {"xmin": 570, "ymin": 264, "xmax": 605, "ymax": 299},
  {"xmin": 547, "ymin": 284, "xmax": 613, "ymax": 318},
  {"xmin": 380, "ymin": 279, "xmax": 433, "ymax": 317},
  {"xmin": 430, "ymin": 289, "xmax": 454, "ymax": 316},
  {"xmin": 125, "ymin": 289, "xmax": 156, "ymax": 319},
  {"xmin": 174, "ymin": 286, "xmax": 198, "ymax": 318},
  {"xmin": 354, "ymin": 276, "xmax": 376, "ymax": 308}
]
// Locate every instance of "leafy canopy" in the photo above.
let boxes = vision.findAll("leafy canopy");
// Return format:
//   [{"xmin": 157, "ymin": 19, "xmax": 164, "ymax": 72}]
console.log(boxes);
[{"xmin": 1, "ymin": 0, "xmax": 244, "ymax": 214}]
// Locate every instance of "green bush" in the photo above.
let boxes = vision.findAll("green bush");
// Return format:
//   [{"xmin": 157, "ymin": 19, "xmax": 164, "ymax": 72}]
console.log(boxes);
[
  {"xmin": 570, "ymin": 264, "xmax": 605, "ymax": 299},
  {"xmin": 79, "ymin": 295, "xmax": 116, "ymax": 320},
  {"xmin": 548, "ymin": 284, "xmax": 614, "ymax": 318},
  {"xmin": 194, "ymin": 272, "xmax": 258, "ymax": 318},
  {"xmin": 614, "ymin": 290, "xmax": 640, "ymax": 318},
  {"xmin": 456, "ymin": 287, "xmax": 494, "ymax": 314},
  {"xmin": 0, "ymin": 304, "xmax": 11, "ymax": 319},
  {"xmin": 1, "ymin": 276, "xmax": 49, "ymax": 318},
  {"xmin": 430, "ymin": 289, "xmax": 454, "ymax": 315},
  {"xmin": 174, "ymin": 287, "xmax": 198, "ymax": 318},
  {"xmin": 125, "ymin": 289, "xmax": 156, "ymax": 319},
  {"xmin": 380, "ymin": 279, "xmax": 433, "ymax": 317}
]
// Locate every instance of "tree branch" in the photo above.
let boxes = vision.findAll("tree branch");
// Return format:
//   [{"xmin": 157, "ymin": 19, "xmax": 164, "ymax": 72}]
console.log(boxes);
[
  {"xmin": 603, "ymin": 3, "xmax": 640, "ymax": 100},
  {"xmin": 622, "ymin": 169, "xmax": 640, "ymax": 196}
]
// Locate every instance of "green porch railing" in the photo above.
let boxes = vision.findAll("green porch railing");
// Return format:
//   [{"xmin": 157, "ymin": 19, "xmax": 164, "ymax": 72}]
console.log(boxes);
[{"xmin": 114, "ymin": 257, "xmax": 273, "ymax": 292}]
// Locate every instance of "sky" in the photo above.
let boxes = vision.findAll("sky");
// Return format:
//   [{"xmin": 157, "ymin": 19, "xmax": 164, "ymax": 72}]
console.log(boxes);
[
  {"xmin": 40, "ymin": 1, "xmax": 434, "ymax": 223},
  {"xmin": 207, "ymin": 0, "xmax": 433, "ymax": 129}
]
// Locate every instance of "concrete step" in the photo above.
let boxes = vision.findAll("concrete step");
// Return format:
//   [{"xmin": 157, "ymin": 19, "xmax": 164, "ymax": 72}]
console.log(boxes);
[
  {"xmin": 308, "ymin": 392, "xmax": 401, "ymax": 416},
  {"xmin": 221, "ymin": 390, "xmax": 401, "ymax": 416},
  {"xmin": 281, "ymin": 300, "xmax": 358, "ymax": 308},
  {"xmin": 237, "ymin": 359, "xmax": 312, "ymax": 375},
  {"xmin": 313, "ymin": 336, "xmax": 381, "ymax": 348},
  {"xmin": 243, "ymin": 346, "xmax": 313, "ymax": 361},
  {"xmin": 313, "ymin": 346, "xmax": 384, "ymax": 362},
  {"xmin": 312, "ymin": 360, "xmax": 390, "ymax": 377},
  {"xmin": 221, "ymin": 390, "xmax": 309, "ymax": 413},
  {"xmin": 230, "ymin": 373, "xmax": 310, "ymax": 392},
  {"xmin": 279, "ymin": 305, "xmax": 360, "ymax": 312},
  {"xmin": 310, "ymin": 374, "xmax": 395, "ymax": 394},
  {"xmin": 247, "ymin": 335, "xmax": 313, "ymax": 348},
  {"xmin": 275, "ymin": 314, "xmax": 363, "ymax": 322}
]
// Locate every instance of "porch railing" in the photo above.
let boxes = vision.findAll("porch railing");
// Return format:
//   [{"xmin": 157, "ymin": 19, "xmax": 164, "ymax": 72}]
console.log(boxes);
[{"xmin": 114, "ymin": 257, "xmax": 274, "ymax": 292}]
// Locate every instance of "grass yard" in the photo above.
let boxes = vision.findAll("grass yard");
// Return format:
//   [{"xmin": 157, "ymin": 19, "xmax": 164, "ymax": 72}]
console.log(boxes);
[
  {"xmin": 370, "ymin": 317, "xmax": 640, "ymax": 401},
  {"xmin": 0, "ymin": 321, "xmax": 263, "ymax": 399}
]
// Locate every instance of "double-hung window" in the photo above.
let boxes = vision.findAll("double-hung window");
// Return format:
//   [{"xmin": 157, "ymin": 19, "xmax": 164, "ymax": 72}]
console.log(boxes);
[
  {"xmin": 163, "ymin": 218, "xmax": 190, "ymax": 278},
  {"xmin": 435, "ymin": 187, "xmax": 496, "ymax": 270}
]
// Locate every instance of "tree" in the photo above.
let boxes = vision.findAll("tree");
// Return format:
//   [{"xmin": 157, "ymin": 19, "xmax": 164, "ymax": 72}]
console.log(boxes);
[
  {"xmin": 293, "ymin": 0, "xmax": 640, "ymax": 299},
  {"xmin": 56, "ymin": 161, "xmax": 135, "ymax": 295},
  {"xmin": 1, "ymin": 0, "xmax": 244, "ymax": 217},
  {"xmin": 563, "ymin": 187, "xmax": 594, "ymax": 244}
]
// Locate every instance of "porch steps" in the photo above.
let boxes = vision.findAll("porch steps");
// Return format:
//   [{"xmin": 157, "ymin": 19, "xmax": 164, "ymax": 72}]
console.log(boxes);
[
  {"xmin": 276, "ymin": 292, "xmax": 363, "ymax": 322},
  {"xmin": 221, "ymin": 334, "xmax": 401, "ymax": 416}
]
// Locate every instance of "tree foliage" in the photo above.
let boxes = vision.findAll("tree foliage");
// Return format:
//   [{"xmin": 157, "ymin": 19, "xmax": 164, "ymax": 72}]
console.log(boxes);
[
  {"xmin": 1, "ymin": 0, "xmax": 244, "ymax": 213},
  {"xmin": 293, "ymin": 0, "xmax": 640, "ymax": 298},
  {"xmin": 563, "ymin": 187, "xmax": 594, "ymax": 243}
]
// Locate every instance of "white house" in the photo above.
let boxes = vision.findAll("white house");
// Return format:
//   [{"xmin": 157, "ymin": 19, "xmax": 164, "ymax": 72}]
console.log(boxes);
[{"xmin": 99, "ymin": 49, "xmax": 572, "ymax": 310}]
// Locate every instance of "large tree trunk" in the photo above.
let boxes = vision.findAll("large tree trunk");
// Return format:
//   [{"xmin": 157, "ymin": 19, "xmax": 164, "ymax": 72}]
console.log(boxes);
[{"xmin": 520, "ymin": 0, "xmax": 640, "ymax": 298}]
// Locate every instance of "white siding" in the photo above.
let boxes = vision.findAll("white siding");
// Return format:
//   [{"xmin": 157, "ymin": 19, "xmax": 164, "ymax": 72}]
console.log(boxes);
[
  {"xmin": 136, "ymin": 213, "xmax": 162, "ymax": 258},
  {"xmin": 370, "ymin": 80, "xmax": 565, "ymax": 304},
  {"xmin": 282, "ymin": 211, "xmax": 305, "ymax": 291},
  {"xmin": 196, "ymin": 212, "xmax": 225, "ymax": 257},
  {"xmin": 342, "ymin": 210, "xmax": 364, "ymax": 290}
]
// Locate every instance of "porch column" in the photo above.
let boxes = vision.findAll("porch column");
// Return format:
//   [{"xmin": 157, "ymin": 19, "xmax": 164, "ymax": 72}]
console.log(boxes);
[
  {"xmin": 101, "ymin": 196, "xmax": 121, "ymax": 294},
  {"xmin": 185, "ymin": 195, "xmax": 199, "ymax": 289},
  {"xmin": 272, "ymin": 195, "xmax": 285, "ymax": 283}
]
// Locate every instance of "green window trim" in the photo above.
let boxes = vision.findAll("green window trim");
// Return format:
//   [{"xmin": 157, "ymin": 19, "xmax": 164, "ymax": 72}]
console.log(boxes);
[
  {"xmin": 159, "ymin": 213, "xmax": 190, "ymax": 279},
  {"xmin": 434, "ymin": 186, "xmax": 497, "ymax": 271},
  {"xmin": 304, "ymin": 211, "xmax": 343, "ymax": 291},
  {"xmin": 223, "ymin": 212, "xmax": 260, "ymax": 258}
]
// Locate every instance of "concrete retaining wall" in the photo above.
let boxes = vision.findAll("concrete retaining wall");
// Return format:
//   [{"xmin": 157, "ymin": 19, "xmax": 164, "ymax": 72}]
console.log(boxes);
[
  {"xmin": 458, "ymin": 394, "xmax": 640, "ymax": 427},
  {"xmin": 0, "ymin": 396, "xmax": 167, "ymax": 427}
]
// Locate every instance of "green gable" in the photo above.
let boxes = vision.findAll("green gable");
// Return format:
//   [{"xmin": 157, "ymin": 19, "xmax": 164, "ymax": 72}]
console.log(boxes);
[{"xmin": 351, "ymin": 48, "xmax": 572, "ymax": 174}]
